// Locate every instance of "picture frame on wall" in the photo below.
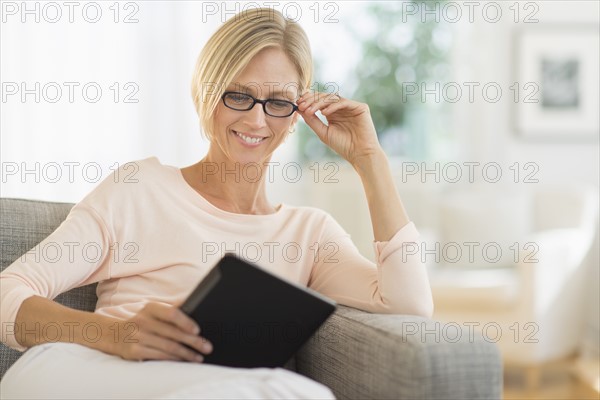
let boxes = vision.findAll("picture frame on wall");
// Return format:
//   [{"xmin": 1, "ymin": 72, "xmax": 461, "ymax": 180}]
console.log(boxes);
[{"xmin": 514, "ymin": 26, "xmax": 599, "ymax": 140}]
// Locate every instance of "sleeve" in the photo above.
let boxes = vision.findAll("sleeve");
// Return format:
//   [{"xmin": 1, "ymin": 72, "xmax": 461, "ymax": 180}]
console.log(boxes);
[
  {"xmin": 0, "ymin": 200, "xmax": 114, "ymax": 351},
  {"xmin": 307, "ymin": 213, "xmax": 433, "ymax": 317}
]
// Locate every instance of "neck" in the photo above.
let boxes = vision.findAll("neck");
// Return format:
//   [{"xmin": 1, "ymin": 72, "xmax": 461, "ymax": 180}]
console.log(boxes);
[{"xmin": 183, "ymin": 152, "xmax": 277, "ymax": 215}]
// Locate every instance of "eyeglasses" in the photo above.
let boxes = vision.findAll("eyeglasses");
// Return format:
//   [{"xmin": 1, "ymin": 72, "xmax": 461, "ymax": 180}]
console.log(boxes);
[{"xmin": 221, "ymin": 91, "xmax": 298, "ymax": 118}]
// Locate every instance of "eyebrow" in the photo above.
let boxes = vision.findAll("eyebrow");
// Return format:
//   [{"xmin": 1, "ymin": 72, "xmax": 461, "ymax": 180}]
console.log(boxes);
[{"xmin": 227, "ymin": 84, "xmax": 298, "ymax": 101}]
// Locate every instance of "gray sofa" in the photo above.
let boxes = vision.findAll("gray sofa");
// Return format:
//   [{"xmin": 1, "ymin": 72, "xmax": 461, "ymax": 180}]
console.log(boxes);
[{"xmin": 0, "ymin": 198, "xmax": 502, "ymax": 399}]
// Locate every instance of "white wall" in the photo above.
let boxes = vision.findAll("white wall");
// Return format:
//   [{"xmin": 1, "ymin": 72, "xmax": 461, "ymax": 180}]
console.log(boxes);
[
  {"xmin": 0, "ymin": 2, "xmax": 215, "ymax": 201},
  {"xmin": 441, "ymin": 0, "xmax": 600, "ymax": 359},
  {"xmin": 463, "ymin": 1, "xmax": 599, "ymax": 186},
  {"xmin": 1, "ymin": 1, "xmax": 356, "ymax": 203}
]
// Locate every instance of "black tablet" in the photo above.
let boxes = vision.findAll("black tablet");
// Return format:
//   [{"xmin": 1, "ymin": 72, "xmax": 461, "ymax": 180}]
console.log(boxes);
[{"xmin": 180, "ymin": 253, "xmax": 337, "ymax": 368}]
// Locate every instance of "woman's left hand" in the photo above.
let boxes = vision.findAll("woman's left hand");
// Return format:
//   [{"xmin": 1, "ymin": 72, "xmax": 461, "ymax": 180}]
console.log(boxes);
[{"xmin": 296, "ymin": 91, "xmax": 382, "ymax": 167}]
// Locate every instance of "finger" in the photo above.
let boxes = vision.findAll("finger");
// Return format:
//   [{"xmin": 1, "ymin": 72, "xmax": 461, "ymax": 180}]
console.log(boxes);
[
  {"xmin": 321, "ymin": 99, "xmax": 345, "ymax": 116},
  {"xmin": 137, "ymin": 346, "xmax": 195, "ymax": 363},
  {"xmin": 297, "ymin": 91, "xmax": 332, "ymax": 111},
  {"xmin": 297, "ymin": 91, "xmax": 331, "ymax": 104},
  {"xmin": 297, "ymin": 94, "xmax": 316, "ymax": 111},
  {"xmin": 123, "ymin": 332, "xmax": 201, "ymax": 363},
  {"xmin": 298, "ymin": 107, "xmax": 328, "ymax": 140},
  {"xmin": 297, "ymin": 90, "xmax": 317, "ymax": 104},
  {"xmin": 324, "ymin": 93, "xmax": 341, "ymax": 105},
  {"xmin": 142, "ymin": 332, "xmax": 206, "ymax": 362},
  {"xmin": 148, "ymin": 303, "xmax": 200, "ymax": 335},
  {"xmin": 143, "ymin": 317, "xmax": 213, "ymax": 355},
  {"xmin": 301, "ymin": 93, "xmax": 341, "ymax": 115}
]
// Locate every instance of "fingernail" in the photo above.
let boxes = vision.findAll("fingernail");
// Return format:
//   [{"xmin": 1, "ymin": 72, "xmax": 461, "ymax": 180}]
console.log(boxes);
[
  {"xmin": 195, "ymin": 355, "xmax": 204, "ymax": 362},
  {"xmin": 193, "ymin": 325, "xmax": 200, "ymax": 335},
  {"xmin": 203, "ymin": 342, "xmax": 213, "ymax": 353}
]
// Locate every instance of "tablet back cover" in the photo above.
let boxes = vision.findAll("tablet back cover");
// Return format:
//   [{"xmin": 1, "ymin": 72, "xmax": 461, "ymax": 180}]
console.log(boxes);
[{"xmin": 181, "ymin": 253, "xmax": 337, "ymax": 368}]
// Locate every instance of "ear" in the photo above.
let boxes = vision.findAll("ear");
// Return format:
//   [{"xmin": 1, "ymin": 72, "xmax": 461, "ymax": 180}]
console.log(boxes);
[{"xmin": 290, "ymin": 113, "xmax": 299, "ymax": 129}]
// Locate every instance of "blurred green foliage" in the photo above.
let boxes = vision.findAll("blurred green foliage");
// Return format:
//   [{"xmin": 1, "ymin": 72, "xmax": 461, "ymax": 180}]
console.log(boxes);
[{"xmin": 298, "ymin": 0, "xmax": 452, "ymax": 162}]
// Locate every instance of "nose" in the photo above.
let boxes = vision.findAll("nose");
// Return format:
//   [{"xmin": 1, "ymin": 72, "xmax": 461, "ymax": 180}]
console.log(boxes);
[{"xmin": 241, "ymin": 102, "xmax": 268, "ymax": 130}]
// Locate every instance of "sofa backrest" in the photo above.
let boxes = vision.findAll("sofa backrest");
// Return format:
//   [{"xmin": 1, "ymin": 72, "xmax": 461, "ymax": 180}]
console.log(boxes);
[{"xmin": 0, "ymin": 198, "xmax": 99, "ymax": 379}]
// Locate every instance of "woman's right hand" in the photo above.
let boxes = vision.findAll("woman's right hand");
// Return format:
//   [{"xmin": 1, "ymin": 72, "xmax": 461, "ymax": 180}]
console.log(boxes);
[{"xmin": 112, "ymin": 302, "xmax": 213, "ymax": 363}]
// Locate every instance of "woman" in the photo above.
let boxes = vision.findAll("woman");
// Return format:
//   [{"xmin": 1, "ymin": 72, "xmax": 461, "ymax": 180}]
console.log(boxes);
[{"xmin": 0, "ymin": 7, "xmax": 432, "ymax": 399}]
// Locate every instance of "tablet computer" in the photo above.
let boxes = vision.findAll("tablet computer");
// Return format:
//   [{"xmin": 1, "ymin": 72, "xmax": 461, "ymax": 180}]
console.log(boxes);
[{"xmin": 180, "ymin": 253, "xmax": 337, "ymax": 368}]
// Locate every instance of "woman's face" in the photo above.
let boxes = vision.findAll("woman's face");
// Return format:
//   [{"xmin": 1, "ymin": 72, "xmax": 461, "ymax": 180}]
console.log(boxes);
[{"xmin": 211, "ymin": 47, "xmax": 300, "ymax": 165}]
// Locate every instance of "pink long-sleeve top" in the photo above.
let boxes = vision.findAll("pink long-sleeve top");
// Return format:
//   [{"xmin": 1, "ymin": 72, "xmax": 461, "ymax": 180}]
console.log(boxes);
[{"xmin": 1, "ymin": 157, "xmax": 432, "ymax": 351}]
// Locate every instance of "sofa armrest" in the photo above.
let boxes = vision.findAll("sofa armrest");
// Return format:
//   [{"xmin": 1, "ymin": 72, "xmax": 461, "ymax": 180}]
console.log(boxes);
[{"xmin": 295, "ymin": 305, "xmax": 503, "ymax": 400}]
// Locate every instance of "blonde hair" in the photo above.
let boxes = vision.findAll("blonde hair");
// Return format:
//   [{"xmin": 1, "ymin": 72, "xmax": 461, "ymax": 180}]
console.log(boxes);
[{"xmin": 191, "ymin": 8, "xmax": 313, "ymax": 140}]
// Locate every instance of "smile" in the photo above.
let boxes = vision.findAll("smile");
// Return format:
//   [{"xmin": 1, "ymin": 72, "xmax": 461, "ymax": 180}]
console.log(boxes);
[{"xmin": 233, "ymin": 130, "xmax": 267, "ymax": 145}]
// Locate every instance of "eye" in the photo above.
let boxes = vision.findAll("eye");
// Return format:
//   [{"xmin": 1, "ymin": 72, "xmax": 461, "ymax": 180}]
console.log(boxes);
[
  {"xmin": 268, "ymin": 100, "xmax": 291, "ymax": 109},
  {"xmin": 227, "ymin": 93, "xmax": 251, "ymax": 103}
]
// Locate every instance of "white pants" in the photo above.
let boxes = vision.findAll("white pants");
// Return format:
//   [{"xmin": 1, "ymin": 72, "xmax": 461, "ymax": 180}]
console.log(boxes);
[{"xmin": 0, "ymin": 342, "xmax": 336, "ymax": 399}]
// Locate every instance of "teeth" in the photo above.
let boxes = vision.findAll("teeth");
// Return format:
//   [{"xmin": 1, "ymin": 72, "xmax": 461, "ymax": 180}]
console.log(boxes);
[{"xmin": 234, "ymin": 131, "xmax": 265, "ymax": 144}]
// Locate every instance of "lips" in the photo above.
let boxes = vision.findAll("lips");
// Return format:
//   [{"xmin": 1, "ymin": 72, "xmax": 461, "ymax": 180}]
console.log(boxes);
[{"xmin": 233, "ymin": 130, "xmax": 267, "ymax": 144}]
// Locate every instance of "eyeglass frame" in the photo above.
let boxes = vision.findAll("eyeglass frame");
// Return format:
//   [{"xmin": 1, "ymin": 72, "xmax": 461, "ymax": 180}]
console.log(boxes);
[{"xmin": 221, "ymin": 91, "xmax": 299, "ymax": 118}]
